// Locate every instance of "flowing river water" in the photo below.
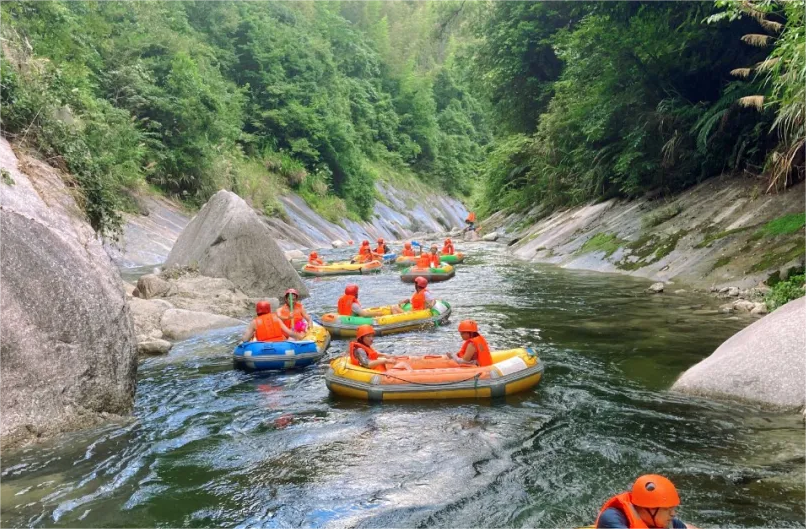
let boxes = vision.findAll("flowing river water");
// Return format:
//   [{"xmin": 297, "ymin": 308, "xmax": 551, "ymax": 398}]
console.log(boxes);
[{"xmin": 2, "ymin": 245, "xmax": 804, "ymax": 528}]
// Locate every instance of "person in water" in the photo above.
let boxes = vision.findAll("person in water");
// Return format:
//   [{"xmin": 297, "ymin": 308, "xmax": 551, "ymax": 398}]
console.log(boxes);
[
  {"xmin": 276, "ymin": 288, "xmax": 313, "ymax": 333},
  {"xmin": 337, "ymin": 284, "xmax": 375, "ymax": 317},
  {"xmin": 398, "ymin": 276, "xmax": 435, "ymax": 311},
  {"xmin": 374, "ymin": 237, "xmax": 390, "ymax": 255},
  {"xmin": 308, "ymin": 251, "xmax": 325, "ymax": 266},
  {"xmin": 441, "ymin": 238, "xmax": 455, "ymax": 255},
  {"xmin": 348, "ymin": 325, "xmax": 397, "ymax": 371},
  {"xmin": 401, "ymin": 242, "xmax": 417, "ymax": 257},
  {"xmin": 242, "ymin": 300, "xmax": 304, "ymax": 343},
  {"xmin": 595, "ymin": 475, "xmax": 696, "ymax": 529},
  {"xmin": 448, "ymin": 320, "xmax": 492, "ymax": 366}
]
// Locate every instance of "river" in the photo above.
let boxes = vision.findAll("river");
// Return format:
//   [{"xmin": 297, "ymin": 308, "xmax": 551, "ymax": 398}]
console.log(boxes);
[{"xmin": 2, "ymin": 245, "xmax": 804, "ymax": 528}]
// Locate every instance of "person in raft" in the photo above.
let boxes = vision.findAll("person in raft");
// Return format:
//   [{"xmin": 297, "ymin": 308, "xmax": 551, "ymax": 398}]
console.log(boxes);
[
  {"xmin": 374, "ymin": 237, "xmax": 390, "ymax": 255},
  {"xmin": 595, "ymin": 474, "xmax": 697, "ymax": 529},
  {"xmin": 416, "ymin": 244, "xmax": 441, "ymax": 268},
  {"xmin": 349, "ymin": 325, "xmax": 397, "ymax": 371},
  {"xmin": 337, "ymin": 284, "xmax": 376, "ymax": 317},
  {"xmin": 242, "ymin": 300, "xmax": 304, "ymax": 343},
  {"xmin": 441, "ymin": 238, "xmax": 455, "ymax": 255},
  {"xmin": 353, "ymin": 240, "xmax": 374, "ymax": 263},
  {"xmin": 276, "ymin": 288, "xmax": 313, "ymax": 334},
  {"xmin": 398, "ymin": 276, "xmax": 435, "ymax": 312},
  {"xmin": 401, "ymin": 241, "xmax": 417, "ymax": 257},
  {"xmin": 308, "ymin": 251, "xmax": 325, "ymax": 266},
  {"xmin": 448, "ymin": 320, "xmax": 492, "ymax": 366}
]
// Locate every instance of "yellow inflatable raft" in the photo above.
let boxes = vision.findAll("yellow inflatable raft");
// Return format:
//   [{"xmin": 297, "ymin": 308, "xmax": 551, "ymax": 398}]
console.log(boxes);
[
  {"xmin": 325, "ymin": 348, "xmax": 544, "ymax": 401},
  {"xmin": 301, "ymin": 260, "xmax": 382, "ymax": 277},
  {"xmin": 319, "ymin": 300, "xmax": 451, "ymax": 338}
]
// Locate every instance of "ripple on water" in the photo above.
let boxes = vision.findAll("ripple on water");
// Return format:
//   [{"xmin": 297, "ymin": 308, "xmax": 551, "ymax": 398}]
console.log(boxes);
[{"xmin": 1, "ymin": 246, "xmax": 803, "ymax": 528}]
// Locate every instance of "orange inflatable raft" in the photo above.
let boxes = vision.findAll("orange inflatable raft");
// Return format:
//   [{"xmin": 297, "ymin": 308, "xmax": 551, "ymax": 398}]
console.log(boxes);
[{"xmin": 325, "ymin": 348, "xmax": 543, "ymax": 401}]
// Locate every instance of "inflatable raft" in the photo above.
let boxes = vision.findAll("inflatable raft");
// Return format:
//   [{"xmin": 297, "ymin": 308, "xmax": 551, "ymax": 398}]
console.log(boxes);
[
  {"xmin": 439, "ymin": 252, "xmax": 465, "ymax": 264},
  {"xmin": 401, "ymin": 264, "xmax": 455, "ymax": 282},
  {"xmin": 325, "ymin": 348, "xmax": 544, "ymax": 401},
  {"xmin": 352, "ymin": 252, "xmax": 396, "ymax": 264},
  {"xmin": 233, "ymin": 323, "xmax": 331, "ymax": 371},
  {"xmin": 320, "ymin": 300, "xmax": 451, "ymax": 338},
  {"xmin": 395, "ymin": 255, "xmax": 419, "ymax": 266},
  {"xmin": 301, "ymin": 260, "xmax": 382, "ymax": 277}
]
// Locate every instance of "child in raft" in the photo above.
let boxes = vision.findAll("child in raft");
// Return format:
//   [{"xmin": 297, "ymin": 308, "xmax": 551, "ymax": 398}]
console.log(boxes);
[
  {"xmin": 416, "ymin": 244, "xmax": 441, "ymax": 268},
  {"xmin": 448, "ymin": 320, "xmax": 493, "ymax": 367},
  {"xmin": 276, "ymin": 288, "xmax": 313, "ymax": 333},
  {"xmin": 441, "ymin": 238, "xmax": 455, "ymax": 255},
  {"xmin": 242, "ymin": 301, "xmax": 304, "ymax": 343},
  {"xmin": 401, "ymin": 241, "xmax": 417, "ymax": 257},
  {"xmin": 348, "ymin": 325, "xmax": 398, "ymax": 371},
  {"xmin": 308, "ymin": 251, "xmax": 325, "ymax": 265},
  {"xmin": 397, "ymin": 276, "xmax": 435, "ymax": 311}
]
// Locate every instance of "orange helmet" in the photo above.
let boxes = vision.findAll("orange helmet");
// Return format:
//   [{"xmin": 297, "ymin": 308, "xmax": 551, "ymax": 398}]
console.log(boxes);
[
  {"xmin": 345, "ymin": 284, "xmax": 359, "ymax": 296},
  {"xmin": 362, "ymin": 240, "xmax": 370, "ymax": 246},
  {"xmin": 405, "ymin": 242, "xmax": 412, "ymax": 248},
  {"xmin": 355, "ymin": 324, "xmax": 375, "ymax": 341},
  {"xmin": 630, "ymin": 475, "xmax": 680, "ymax": 509},
  {"xmin": 256, "ymin": 300, "xmax": 272, "ymax": 315},
  {"xmin": 458, "ymin": 320, "xmax": 478, "ymax": 333},
  {"xmin": 414, "ymin": 276, "xmax": 428, "ymax": 288},
  {"xmin": 284, "ymin": 288, "xmax": 299, "ymax": 299},
  {"xmin": 310, "ymin": 251, "xmax": 318, "ymax": 258},
  {"xmin": 445, "ymin": 238, "xmax": 452, "ymax": 244}
]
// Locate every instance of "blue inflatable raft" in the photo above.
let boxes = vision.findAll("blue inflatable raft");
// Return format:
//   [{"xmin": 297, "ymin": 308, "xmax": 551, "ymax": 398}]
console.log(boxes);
[{"xmin": 233, "ymin": 324, "xmax": 331, "ymax": 371}]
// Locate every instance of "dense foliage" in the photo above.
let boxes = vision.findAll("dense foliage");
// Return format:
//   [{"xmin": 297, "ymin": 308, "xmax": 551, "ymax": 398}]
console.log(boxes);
[
  {"xmin": 465, "ymin": 1, "xmax": 805, "ymax": 216},
  {"xmin": 0, "ymin": 1, "xmax": 489, "ymax": 235}
]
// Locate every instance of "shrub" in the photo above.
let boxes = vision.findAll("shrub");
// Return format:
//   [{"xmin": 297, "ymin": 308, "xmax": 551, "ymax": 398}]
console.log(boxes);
[{"xmin": 765, "ymin": 273, "xmax": 805, "ymax": 311}]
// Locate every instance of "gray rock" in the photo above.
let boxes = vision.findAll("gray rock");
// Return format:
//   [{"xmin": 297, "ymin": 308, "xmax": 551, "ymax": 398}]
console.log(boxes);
[
  {"xmin": 164, "ymin": 190, "xmax": 308, "ymax": 299},
  {"xmin": 672, "ymin": 297, "xmax": 805, "ymax": 409},
  {"xmin": 463, "ymin": 230, "xmax": 480, "ymax": 242},
  {"xmin": 129, "ymin": 297, "xmax": 174, "ymax": 339},
  {"xmin": 648, "ymin": 282, "xmax": 665, "ymax": 293},
  {"xmin": 674, "ymin": 289, "xmax": 687, "ymax": 294},
  {"xmin": 482, "ymin": 232, "xmax": 499, "ymax": 242},
  {"xmin": 727, "ymin": 287, "xmax": 740, "ymax": 297},
  {"xmin": 719, "ymin": 303, "xmax": 735, "ymax": 314},
  {"xmin": 0, "ymin": 139, "xmax": 137, "ymax": 449},
  {"xmin": 750, "ymin": 302, "xmax": 768, "ymax": 315},
  {"xmin": 160, "ymin": 309, "xmax": 243, "ymax": 341},
  {"xmin": 331, "ymin": 240, "xmax": 346, "ymax": 248},
  {"xmin": 719, "ymin": 287, "xmax": 730, "ymax": 294},
  {"xmin": 162, "ymin": 274, "xmax": 252, "ymax": 318},
  {"xmin": 137, "ymin": 339, "xmax": 173, "ymax": 356},
  {"xmin": 136, "ymin": 274, "xmax": 171, "ymax": 299},
  {"xmin": 733, "ymin": 300, "xmax": 756, "ymax": 312},
  {"xmin": 284, "ymin": 249, "xmax": 306, "ymax": 261}
]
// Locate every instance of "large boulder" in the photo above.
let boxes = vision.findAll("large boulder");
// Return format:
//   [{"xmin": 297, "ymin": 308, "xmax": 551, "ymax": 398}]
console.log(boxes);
[
  {"xmin": 672, "ymin": 297, "xmax": 805, "ymax": 409},
  {"xmin": 0, "ymin": 139, "xmax": 138, "ymax": 449},
  {"xmin": 165, "ymin": 190, "xmax": 308, "ymax": 299},
  {"xmin": 136, "ymin": 274, "xmax": 171, "ymax": 299},
  {"xmin": 160, "ymin": 309, "xmax": 243, "ymax": 341}
]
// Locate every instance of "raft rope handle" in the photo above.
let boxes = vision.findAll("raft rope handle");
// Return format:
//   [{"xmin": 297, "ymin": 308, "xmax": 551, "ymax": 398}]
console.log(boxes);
[{"xmin": 341, "ymin": 365, "xmax": 485, "ymax": 388}]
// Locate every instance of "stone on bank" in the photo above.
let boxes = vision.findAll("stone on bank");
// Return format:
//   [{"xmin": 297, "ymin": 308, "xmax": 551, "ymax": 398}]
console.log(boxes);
[
  {"xmin": 0, "ymin": 139, "xmax": 138, "ymax": 449},
  {"xmin": 672, "ymin": 297, "xmax": 805, "ymax": 410}
]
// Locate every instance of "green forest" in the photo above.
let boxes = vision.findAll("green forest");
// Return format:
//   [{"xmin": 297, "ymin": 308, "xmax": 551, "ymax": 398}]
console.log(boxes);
[{"xmin": 1, "ymin": 1, "xmax": 803, "ymax": 237}]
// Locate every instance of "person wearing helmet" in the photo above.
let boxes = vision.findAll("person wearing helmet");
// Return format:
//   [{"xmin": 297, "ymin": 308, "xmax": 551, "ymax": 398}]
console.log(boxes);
[
  {"xmin": 276, "ymin": 288, "xmax": 313, "ymax": 333},
  {"xmin": 374, "ymin": 237, "xmax": 390, "ymax": 255},
  {"xmin": 416, "ymin": 244, "xmax": 441, "ymax": 268},
  {"xmin": 354, "ymin": 240, "xmax": 375, "ymax": 264},
  {"xmin": 308, "ymin": 251, "xmax": 325, "ymax": 266},
  {"xmin": 398, "ymin": 276, "xmax": 435, "ymax": 311},
  {"xmin": 464, "ymin": 212, "xmax": 476, "ymax": 232},
  {"xmin": 401, "ymin": 242, "xmax": 417, "ymax": 257},
  {"xmin": 337, "ymin": 284, "xmax": 373, "ymax": 317},
  {"xmin": 595, "ymin": 475, "xmax": 694, "ymax": 528},
  {"xmin": 448, "ymin": 320, "xmax": 492, "ymax": 366},
  {"xmin": 242, "ymin": 300, "xmax": 304, "ymax": 343},
  {"xmin": 348, "ymin": 325, "xmax": 397, "ymax": 371},
  {"xmin": 441, "ymin": 238, "xmax": 455, "ymax": 255}
]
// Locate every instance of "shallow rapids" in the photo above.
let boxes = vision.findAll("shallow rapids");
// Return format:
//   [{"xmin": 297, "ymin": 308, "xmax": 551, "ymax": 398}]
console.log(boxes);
[{"xmin": 2, "ymin": 245, "xmax": 803, "ymax": 528}]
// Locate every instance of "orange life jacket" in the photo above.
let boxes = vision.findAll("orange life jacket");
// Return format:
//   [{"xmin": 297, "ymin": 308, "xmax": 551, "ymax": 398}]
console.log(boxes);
[
  {"xmin": 411, "ymin": 289, "xmax": 429, "ymax": 311},
  {"xmin": 349, "ymin": 341, "xmax": 386, "ymax": 372},
  {"xmin": 254, "ymin": 314, "xmax": 285, "ymax": 342},
  {"xmin": 594, "ymin": 493, "xmax": 648, "ymax": 528},
  {"xmin": 277, "ymin": 303, "xmax": 305, "ymax": 327},
  {"xmin": 441, "ymin": 243, "xmax": 454, "ymax": 255},
  {"xmin": 402, "ymin": 248, "xmax": 416, "ymax": 257},
  {"xmin": 374, "ymin": 245, "xmax": 386, "ymax": 254},
  {"xmin": 466, "ymin": 212, "xmax": 476, "ymax": 222},
  {"xmin": 309, "ymin": 256, "xmax": 324, "ymax": 265},
  {"xmin": 360, "ymin": 246, "xmax": 372, "ymax": 256},
  {"xmin": 458, "ymin": 335, "xmax": 492, "ymax": 366},
  {"xmin": 338, "ymin": 294, "xmax": 359, "ymax": 316},
  {"xmin": 417, "ymin": 253, "xmax": 440, "ymax": 268}
]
